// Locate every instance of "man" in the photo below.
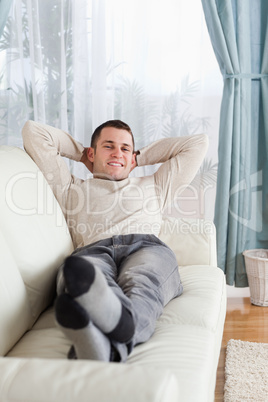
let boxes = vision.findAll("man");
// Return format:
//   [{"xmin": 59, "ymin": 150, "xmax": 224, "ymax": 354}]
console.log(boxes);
[{"xmin": 22, "ymin": 119, "xmax": 208, "ymax": 362}]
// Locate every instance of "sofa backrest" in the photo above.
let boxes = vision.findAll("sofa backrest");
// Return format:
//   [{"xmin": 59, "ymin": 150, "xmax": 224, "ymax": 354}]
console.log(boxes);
[{"xmin": 0, "ymin": 146, "xmax": 74, "ymax": 356}]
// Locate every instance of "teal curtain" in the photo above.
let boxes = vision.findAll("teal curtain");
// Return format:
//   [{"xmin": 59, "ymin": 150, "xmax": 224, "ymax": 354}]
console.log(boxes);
[
  {"xmin": 0, "ymin": 0, "xmax": 13, "ymax": 37},
  {"xmin": 201, "ymin": 0, "xmax": 268, "ymax": 286}
]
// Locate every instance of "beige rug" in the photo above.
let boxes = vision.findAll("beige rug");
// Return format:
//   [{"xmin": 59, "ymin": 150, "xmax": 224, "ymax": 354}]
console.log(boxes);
[{"xmin": 224, "ymin": 339, "xmax": 268, "ymax": 401}]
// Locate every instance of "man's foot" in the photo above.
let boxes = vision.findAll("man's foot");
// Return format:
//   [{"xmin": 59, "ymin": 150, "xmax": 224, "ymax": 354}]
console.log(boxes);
[
  {"xmin": 63, "ymin": 255, "xmax": 135, "ymax": 343},
  {"xmin": 55, "ymin": 293, "xmax": 111, "ymax": 361}
]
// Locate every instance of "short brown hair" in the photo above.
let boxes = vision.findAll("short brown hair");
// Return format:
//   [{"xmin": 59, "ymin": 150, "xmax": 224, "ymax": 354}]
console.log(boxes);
[{"xmin": 91, "ymin": 120, "xmax": 135, "ymax": 151}]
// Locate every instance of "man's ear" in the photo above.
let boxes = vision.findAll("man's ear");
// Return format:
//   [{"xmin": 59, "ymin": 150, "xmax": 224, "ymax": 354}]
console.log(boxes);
[
  {"xmin": 130, "ymin": 152, "xmax": 137, "ymax": 172},
  {"xmin": 87, "ymin": 147, "xmax": 95, "ymax": 162}
]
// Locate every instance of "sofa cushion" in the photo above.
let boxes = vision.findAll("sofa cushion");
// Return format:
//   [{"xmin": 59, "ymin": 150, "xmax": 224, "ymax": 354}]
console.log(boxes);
[
  {"xmin": 159, "ymin": 265, "xmax": 225, "ymax": 331},
  {"xmin": 7, "ymin": 307, "xmax": 70, "ymax": 360},
  {"xmin": 7, "ymin": 264, "xmax": 224, "ymax": 359},
  {"xmin": 159, "ymin": 216, "xmax": 217, "ymax": 267}
]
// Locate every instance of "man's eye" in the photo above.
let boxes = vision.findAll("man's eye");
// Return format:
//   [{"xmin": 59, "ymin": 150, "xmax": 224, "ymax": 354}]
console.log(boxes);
[{"xmin": 123, "ymin": 148, "xmax": 130, "ymax": 152}]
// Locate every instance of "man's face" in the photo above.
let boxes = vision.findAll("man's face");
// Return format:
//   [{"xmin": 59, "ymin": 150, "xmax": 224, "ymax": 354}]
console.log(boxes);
[{"xmin": 88, "ymin": 127, "xmax": 136, "ymax": 181}]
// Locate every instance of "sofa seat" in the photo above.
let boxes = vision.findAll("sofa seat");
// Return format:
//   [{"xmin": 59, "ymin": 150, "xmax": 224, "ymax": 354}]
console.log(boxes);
[
  {"xmin": 0, "ymin": 146, "xmax": 226, "ymax": 402},
  {"xmin": 6, "ymin": 264, "xmax": 225, "ymax": 402}
]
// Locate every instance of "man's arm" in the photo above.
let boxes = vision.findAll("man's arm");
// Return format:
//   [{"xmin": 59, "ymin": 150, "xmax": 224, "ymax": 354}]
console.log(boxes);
[
  {"xmin": 22, "ymin": 120, "xmax": 84, "ymax": 206},
  {"xmin": 136, "ymin": 134, "xmax": 209, "ymax": 209}
]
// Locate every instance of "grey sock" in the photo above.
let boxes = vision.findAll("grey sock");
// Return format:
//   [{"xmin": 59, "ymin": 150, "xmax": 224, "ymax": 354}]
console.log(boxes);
[
  {"xmin": 63, "ymin": 255, "xmax": 135, "ymax": 343},
  {"xmin": 55, "ymin": 294, "xmax": 111, "ymax": 361}
]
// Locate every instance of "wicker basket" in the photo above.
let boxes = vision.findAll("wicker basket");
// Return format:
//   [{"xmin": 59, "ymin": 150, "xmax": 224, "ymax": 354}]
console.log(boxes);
[{"xmin": 243, "ymin": 249, "xmax": 268, "ymax": 306}]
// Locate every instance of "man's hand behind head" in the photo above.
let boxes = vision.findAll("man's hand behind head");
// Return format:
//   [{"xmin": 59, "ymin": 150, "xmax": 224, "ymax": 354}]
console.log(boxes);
[{"xmin": 80, "ymin": 147, "xmax": 94, "ymax": 173}]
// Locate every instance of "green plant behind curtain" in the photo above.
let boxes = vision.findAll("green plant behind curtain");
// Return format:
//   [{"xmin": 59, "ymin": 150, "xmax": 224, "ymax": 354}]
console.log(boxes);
[
  {"xmin": 201, "ymin": 0, "xmax": 268, "ymax": 286},
  {"xmin": 0, "ymin": 0, "xmax": 13, "ymax": 37}
]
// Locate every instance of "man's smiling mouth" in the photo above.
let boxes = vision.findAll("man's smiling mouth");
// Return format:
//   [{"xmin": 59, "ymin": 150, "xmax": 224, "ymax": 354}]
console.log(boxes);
[{"xmin": 107, "ymin": 162, "xmax": 123, "ymax": 167}]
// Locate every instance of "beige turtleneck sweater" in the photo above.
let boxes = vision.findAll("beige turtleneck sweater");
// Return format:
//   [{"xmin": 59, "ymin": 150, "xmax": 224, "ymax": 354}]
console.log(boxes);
[{"xmin": 22, "ymin": 120, "xmax": 208, "ymax": 249}]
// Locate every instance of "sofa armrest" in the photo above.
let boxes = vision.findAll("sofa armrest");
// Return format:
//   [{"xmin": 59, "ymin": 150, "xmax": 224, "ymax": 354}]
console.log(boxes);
[
  {"xmin": 159, "ymin": 217, "xmax": 217, "ymax": 267},
  {"xmin": 0, "ymin": 357, "xmax": 178, "ymax": 402}
]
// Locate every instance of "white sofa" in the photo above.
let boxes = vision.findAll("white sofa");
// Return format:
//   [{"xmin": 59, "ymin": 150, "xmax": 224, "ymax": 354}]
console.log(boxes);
[{"xmin": 0, "ymin": 145, "xmax": 226, "ymax": 402}]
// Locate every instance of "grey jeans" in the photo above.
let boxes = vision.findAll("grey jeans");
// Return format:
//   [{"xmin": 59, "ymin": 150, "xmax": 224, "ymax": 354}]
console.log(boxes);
[{"xmin": 57, "ymin": 234, "xmax": 183, "ymax": 361}]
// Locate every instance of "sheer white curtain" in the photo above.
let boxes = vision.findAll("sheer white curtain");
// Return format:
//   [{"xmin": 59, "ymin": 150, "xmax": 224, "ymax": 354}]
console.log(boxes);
[{"xmin": 0, "ymin": 0, "xmax": 222, "ymax": 219}]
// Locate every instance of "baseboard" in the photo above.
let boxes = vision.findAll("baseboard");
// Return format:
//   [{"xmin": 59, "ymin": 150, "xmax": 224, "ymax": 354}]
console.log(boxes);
[{"xmin": 226, "ymin": 285, "xmax": 250, "ymax": 298}]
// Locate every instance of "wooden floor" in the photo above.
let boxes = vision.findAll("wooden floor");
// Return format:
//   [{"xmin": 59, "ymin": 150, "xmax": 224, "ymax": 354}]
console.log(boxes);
[{"xmin": 214, "ymin": 297, "xmax": 268, "ymax": 401}]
